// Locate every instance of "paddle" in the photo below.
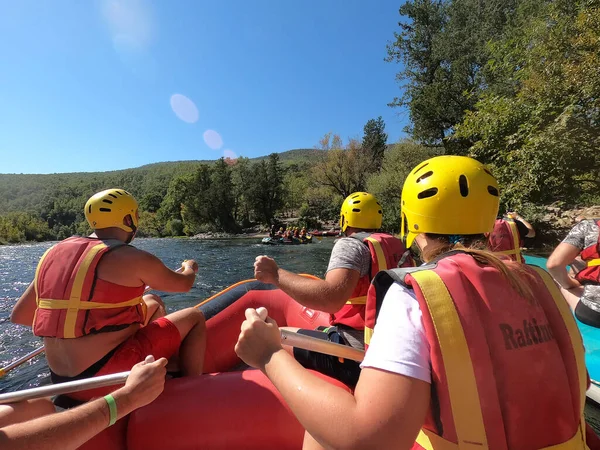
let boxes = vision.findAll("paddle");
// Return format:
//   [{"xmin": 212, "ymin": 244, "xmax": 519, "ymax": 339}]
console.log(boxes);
[
  {"xmin": 257, "ymin": 307, "xmax": 365, "ymax": 363},
  {"xmin": 0, "ymin": 330, "xmax": 363, "ymax": 404},
  {"xmin": 0, "ymin": 267, "xmax": 185, "ymax": 378}
]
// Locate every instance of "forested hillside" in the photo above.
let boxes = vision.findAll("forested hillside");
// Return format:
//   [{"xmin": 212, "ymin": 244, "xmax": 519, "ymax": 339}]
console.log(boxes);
[{"xmin": 3, "ymin": 0, "xmax": 599, "ymax": 245}]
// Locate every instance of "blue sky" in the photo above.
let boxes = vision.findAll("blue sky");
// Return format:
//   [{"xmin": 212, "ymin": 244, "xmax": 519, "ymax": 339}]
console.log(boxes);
[{"xmin": 0, "ymin": 0, "xmax": 408, "ymax": 174}]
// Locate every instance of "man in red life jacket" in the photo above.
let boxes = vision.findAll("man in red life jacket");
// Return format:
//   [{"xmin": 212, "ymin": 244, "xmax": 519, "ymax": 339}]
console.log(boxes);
[
  {"xmin": 254, "ymin": 192, "xmax": 412, "ymax": 386},
  {"xmin": 548, "ymin": 217, "xmax": 600, "ymax": 328},
  {"xmin": 488, "ymin": 211, "xmax": 536, "ymax": 262},
  {"xmin": 10, "ymin": 189, "xmax": 206, "ymax": 402}
]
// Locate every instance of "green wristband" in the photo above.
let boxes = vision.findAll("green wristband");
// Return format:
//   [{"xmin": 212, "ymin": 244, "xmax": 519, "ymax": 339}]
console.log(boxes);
[{"xmin": 104, "ymin": 394, "xmax": 117, "ymax": 426}]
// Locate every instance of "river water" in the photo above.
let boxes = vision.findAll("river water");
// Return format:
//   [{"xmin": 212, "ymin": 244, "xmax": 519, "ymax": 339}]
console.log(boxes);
[
  {"xmin": 0, "ymin": 237, "xmax": 335, "ymax": 394},
  {"xmin": 2, "ymin": 237, "xmax": 600, "ymax": 434}
]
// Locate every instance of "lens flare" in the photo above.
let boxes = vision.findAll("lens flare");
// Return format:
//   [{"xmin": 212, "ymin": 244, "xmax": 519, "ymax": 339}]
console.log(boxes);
[
  {"xmin": 223, "ymin": 149, "xmax": 237, "ymax": 159},
  {"xmin": 170, "ymin": 94, "xmax": 199, "ymax": 124},
  {"xmin": 203, "ymin": 130, "xmax": 223, "ymax": 150}
]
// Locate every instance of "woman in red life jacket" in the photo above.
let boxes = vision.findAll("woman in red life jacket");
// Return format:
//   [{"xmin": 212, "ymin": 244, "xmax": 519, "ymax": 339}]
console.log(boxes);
[
  {"xmin": 236, "ymin": 156, "xmax": 596, "ymax": 449},
  {"xmin": 488, "ymin": 212, "xmax": 536, "ymax": 262},
  {"xmin": 547, "ymin": 218, "xmax": 600, "ymax": 328}
]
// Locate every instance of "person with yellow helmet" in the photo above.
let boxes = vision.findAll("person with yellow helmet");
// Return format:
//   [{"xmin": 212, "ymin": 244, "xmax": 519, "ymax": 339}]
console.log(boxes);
[
  {"xmin": 253, "ymin": 192, "xmax": 412, "ymax": 386},
  {"xmin": 238, "ymin": 156, "xmax": 596, "ymax": 448},
  {"xmin": 11, "ymin": 189, "xmax": 207, "ymax": 404}
]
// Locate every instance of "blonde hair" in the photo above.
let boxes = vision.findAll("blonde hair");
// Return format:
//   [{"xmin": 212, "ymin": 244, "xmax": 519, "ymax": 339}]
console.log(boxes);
[{"xmin": 421, "ymin": 235, "xmax": 535, "ymax": 302}]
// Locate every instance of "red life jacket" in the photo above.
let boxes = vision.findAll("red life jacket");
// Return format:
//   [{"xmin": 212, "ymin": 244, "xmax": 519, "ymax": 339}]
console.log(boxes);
[
  {"xmin": 488, "ymin": 217, "xmax": 525, "ymax": 263},
  {"xmin": 330, "ymin": 232, "xmax": 413, "ymax": 345},
  {"xmin": 368, "ymin": 252, "xmax": 588, "ymax": 449},
  {"xmin": 33, "ymin": 237, "xmax": 146, "ymax": 339},
  {"xmin": 575, "ymin": 219, "xmax": 600, "ymax": 285}
]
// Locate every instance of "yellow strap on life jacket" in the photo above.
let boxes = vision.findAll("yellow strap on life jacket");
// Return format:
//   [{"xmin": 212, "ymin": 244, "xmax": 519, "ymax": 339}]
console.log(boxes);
[
  {"xmin": 587, "ymin": 259, "xmax": 600, "ymax": 267},
  {"xmin": 346, "ymin": 237, "xmax": 388, "ymax": 306},
  {"xmin": 345, "ymin": 296, "xmax": 367, "ymax": 305},
  {"xmin": 365, "ymin": 236, "xmax": 388, "ymax": 272},
  {"xmin": 410, "ymin": 269, "xmax": 488, "ymax": 449},
  {"xmin": 37, "ymin": 296, "xmax": 143, "ymax": 311},
  {"xmin": 32, "ymin": 246, "xmax": 54, "ymax": 327},
  {"xmin": 530, "ymin": 266, "xmax": 588, "ymax": 449},
  {"xmin": 502, "ymin": 219, "xmax": 522, "ymax": 262},
  {"xmin": 63, "ymin": 243, "xmax": 108, "ymax": 338},
  {"xmin": 364, "ymin": 326, "xmax": 374, "ymax": 346}
]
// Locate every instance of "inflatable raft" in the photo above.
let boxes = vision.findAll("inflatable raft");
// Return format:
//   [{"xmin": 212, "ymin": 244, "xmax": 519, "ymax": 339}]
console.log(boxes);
[
  {"xmin": 79, "ymin": 276, "xmax": 346, "ymax": 450},
  {"xmin": 70, "ymin": 259, "xmax": 600, "ymax": 448}
]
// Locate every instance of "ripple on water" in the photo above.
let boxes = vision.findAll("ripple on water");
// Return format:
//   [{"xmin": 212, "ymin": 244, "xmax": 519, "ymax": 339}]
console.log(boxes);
[{"xmin": 0, "ymin": 238, "xmax": 335, "ymax": 393}]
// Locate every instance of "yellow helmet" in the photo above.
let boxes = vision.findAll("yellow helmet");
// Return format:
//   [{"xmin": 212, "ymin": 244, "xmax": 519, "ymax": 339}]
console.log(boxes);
[
  {"xmin": 339, "ymin": 192, "xmax": 383, "ymax": 232},
  {"xmin": 85, "ymin": 189, "xmax": 139, "ymax": 233},
  {"xmin": 400, "ymin": 156, "xmax": 499, "ymax": 248}
]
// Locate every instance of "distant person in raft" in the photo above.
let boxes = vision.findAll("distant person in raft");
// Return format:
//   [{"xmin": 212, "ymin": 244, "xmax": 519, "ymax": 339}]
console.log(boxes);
[
  {"xmin": 547, "ymin": 217, "xmax": 600, "ymax": 327},
  {"xmin": 487, "ymin": 211, "xmax": 536, "ymax": 262},
  {"xmin": 253, "ymin": 192, "xmax": 413, "ymax": 387},
  {"xmin": 10, "ymin": 189, "xmax": 206, "ymax": 404},
  {"xmin": 238, "ymin": 156, "xmax": 599, "ymax": 449}
]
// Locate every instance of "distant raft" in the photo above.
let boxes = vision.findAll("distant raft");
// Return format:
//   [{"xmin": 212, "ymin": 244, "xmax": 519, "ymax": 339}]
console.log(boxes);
[{"xmin": 261, "ymin": 235, "xmax": 313, "ymax": 245}]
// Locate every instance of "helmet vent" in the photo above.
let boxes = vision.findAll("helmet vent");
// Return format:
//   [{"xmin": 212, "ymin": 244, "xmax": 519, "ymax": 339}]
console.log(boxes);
[
  {"xmin": 102, "ymin": 199, "xmax": 113, "ymax": 204},
  {"xmin": 351, "ymin": 194, "xmax": 360, "ymax": 199},
  {"xmin": 416, "ymin": 171, "xmax": 433, "ymax": 183},
  {"xmin": 109, "ymin": 193, "xmax": 118, "ymax": 199},
  {"xmin": 487, "ymin": 186, "xmax": 499, "ymax": 196},
  {"xmin": 483, "ymin": 168, "xmax": 493, "ymax": 176},
  {"xmin": 352, "ymin": 208, "xmax": 361, "ymax": 212},
  {"xmin": 378, "ymin": 210, "xmax": 382, "ymax": 215},
  {"xmin": 417, "ymin": 188, "xmax": 438, "ymax": 199},
  {"xmin": 459, "ymin": 175, "xmax": 469, "ymax": 197},
  {"xmin": 88, "ymin": 205, "xmax": 92, "ymax": 213},
  {"xmin": 352, "ymin": 200, "xmax": 361, "ymax": 204},
  {"xmin": 413, "ymin": 162, "xmax": 429, "ymax": 175},
  {"xmin": 99, "ymin": 208, "xmax": 111, "ymax": 212}
]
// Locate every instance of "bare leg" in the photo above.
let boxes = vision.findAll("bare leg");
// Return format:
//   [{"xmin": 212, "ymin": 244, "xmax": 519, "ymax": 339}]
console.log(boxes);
[
  {"xmin": 0, "ymin": 398, "xmax": 55, "ymax": 428},
  {"xmin": 143, "ymin": 294, "xmax": 166, "ymax": 326},
  {"xmin": 560, "ymin": 286, "xmax": 584, "ymax": 311},
  {"xmin": 164, "ymin": 307, "xmax": 206, "ymax": 376},
  {"xmin": 303, "ymin": 430, "xmax": 326, "ymax": 450}
]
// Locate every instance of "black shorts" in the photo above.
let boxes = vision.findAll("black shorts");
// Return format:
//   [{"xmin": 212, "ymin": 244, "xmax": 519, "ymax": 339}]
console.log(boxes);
[
  {"xmin": 293, "ymin": 326, "xmax": 361, "ymax": 388},
  {"xmin": 575, "ymin": 301, "xmax": 600, "ymax": 328}
]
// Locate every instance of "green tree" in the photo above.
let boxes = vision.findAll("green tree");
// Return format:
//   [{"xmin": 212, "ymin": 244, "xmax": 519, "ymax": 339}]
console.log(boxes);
[
  {"xmin": 248, "ymin": 154, "xmax": 285, "ymax": 225},
  {"xmin": 362, "ymin": 116, "xmax": 388, "ymax": 172},
  {"xmin": 386, "ymin": 0, "xmax": 517, "ymax": 152},
  {"xmin": 312, "ymin": 134, "xmax": 371, "ymax": 198},
  {"xmin": 454, "ymin": 0, "xmax": 600, "ymax": 209},
  {"xmin": 366, "ymin": 141, "xmax": 438, "ymax": 232}
]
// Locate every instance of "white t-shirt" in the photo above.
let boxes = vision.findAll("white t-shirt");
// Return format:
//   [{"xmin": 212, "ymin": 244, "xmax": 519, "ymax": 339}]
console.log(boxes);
[{"xmin": 360, "ymin": 282, "xmax": 432, "ymax": 384}]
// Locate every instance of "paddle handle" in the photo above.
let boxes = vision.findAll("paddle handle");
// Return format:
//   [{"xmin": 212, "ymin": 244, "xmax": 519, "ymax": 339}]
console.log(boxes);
[
  {"xmin": 280, "ymin": 329, "xmax": 365, "ymax": 362},
  {"xmin": 0, "ymin": 371, "xmax": 130, "ymax": 404}
]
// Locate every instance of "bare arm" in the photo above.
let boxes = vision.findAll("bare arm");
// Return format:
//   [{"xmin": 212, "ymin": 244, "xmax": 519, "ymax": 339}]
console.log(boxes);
[
  {"xmin": 265, "ymin": 351, "xmax": 429, "ymax": 450},
  {"xmin": 133, "ymin": 251, "xmax": 197, "ymax": 292},
  {"xmin": 10, "ymin": 282, "xmax": 37, "ymax": 327},
  {"xmin": 508, "ymin": 212, "xmax": 536, "ymax": 238},
  {"xmin": 254, "ymin": 256, "xmax": 360, "ymax": 313},
  {"xmin": 235, "ymin": 310, "xmax": 430, "ymax": 450},
  {"xmin": 0, "ymin": 356, "xmax": 167, "ymax": 450},
  {"xmin": 547, "ymin": 242, "xmax": 581, "ymax": 289}
]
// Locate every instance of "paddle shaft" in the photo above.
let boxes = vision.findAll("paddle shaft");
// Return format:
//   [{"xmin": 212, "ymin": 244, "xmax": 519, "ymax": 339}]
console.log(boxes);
[
  {"xmin": 0, "ymin": 332, "xmax": 363, "ymax": 404},
  {"xmin": 280, "ymin": 329, "xmax": 365, "ymax": 362},
  {"xmin": 0, "ymin": 268, "xmax": 185, "ymax": 377},
  {"xmin": 0, "ymin": 371, "xmax": 130, "ymax": 405}
]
